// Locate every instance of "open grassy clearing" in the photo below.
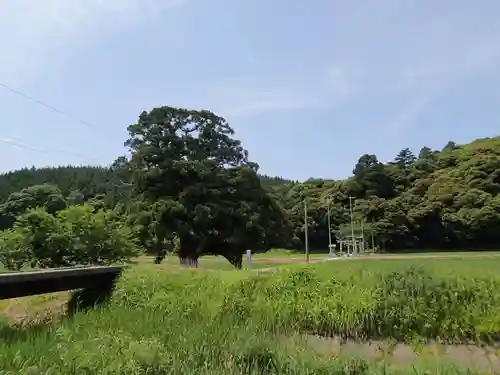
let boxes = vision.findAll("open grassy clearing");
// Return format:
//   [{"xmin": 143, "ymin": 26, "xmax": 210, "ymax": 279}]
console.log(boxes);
[
  {"xmin": 251, "ymin": 249, "xmax": 326, "ymax": 259},
  {"xmin": 134, "ymin": 255, "xmax": 298, "ymax": 270},
  {"xmin": 133, "ymin": 249, "xmax": 500, "ymax": 271},
  {"xmin": 2, "ymin": 255, "xmax": 500, "ymax": 374},
  {"xmin": 361, "ymin": 252, "xmax": 500, "ymax": 261},
  {"xmin": 324, "ymin": 255, "xmax": 500, "ymax": 277},
  {"xmin": 374, "ymin": 250, "xmax": 500, "ymax": 257}
]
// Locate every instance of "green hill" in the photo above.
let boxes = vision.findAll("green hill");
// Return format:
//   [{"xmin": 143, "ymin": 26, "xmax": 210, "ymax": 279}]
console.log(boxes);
[{"xmin": 1, "ymin": 130, "xmax": 499, "ymax": 252}]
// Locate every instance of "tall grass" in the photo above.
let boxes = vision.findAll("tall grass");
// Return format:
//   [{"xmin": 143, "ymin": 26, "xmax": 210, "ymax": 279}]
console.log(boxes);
[
  {"xmin": 1, "ymin": 261, "xmax": 499, "ymax": 374},
  {"xmin": 218, "ymin": 264, "xmax": 500, "ymax": 343}
]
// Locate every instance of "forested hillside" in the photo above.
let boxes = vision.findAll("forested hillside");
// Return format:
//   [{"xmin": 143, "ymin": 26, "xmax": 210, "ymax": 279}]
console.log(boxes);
[{"xmin": 1, "ymin": 106, "xmax": 499, "ymax": 263}]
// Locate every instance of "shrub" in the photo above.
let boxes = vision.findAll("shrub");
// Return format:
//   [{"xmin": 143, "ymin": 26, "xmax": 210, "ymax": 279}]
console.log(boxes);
[
  {"xmin": 13, "ymin": 207, "xmax": 73, "ymax": 268},
  {"xmin": 0, "ymin": 229, "xmax": 31, "ymax": 270},
  {"xmin": 56, "ymin": 205, "xmax": 140, "ymax": 266},
  {"xmin": 0, "ymin": 205, "xmax": 140, "ymax": 270}
]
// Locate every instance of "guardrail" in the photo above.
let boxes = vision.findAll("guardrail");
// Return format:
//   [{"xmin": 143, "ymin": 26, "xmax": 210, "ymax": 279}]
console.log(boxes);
[{"xmin": 0, "ymin": 266, "xmax": 123, "ymax": 300}]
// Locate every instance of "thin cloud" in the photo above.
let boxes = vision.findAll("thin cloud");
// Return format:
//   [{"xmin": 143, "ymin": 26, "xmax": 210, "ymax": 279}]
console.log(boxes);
[
  {"xmin": 396, "ymin": 42, "xmax": 500, "ymax": 93},
  {"xmin": 381, "ymin": 42, "xmax": 500, "ymax": 134},
  {"xmin": 0, "ymin": 136, "xmax": 15, "ymax": 143},
  {"xmin": 0, "ymin": 0, "xmax": 189, "ymax": 84},
  {"xmin": 326, "ymin": 65, "xmax": 352, "ymax": 99},
  {"xmin": 221, "ymin": 93, "xmax": 322, "ymax": 118},
  {"xmin": 210, "ymin": 66, "xmax": 353, "ymax": 118},
  {"xmin": 326, "ymin": 66, "xmax": 344, "ymax": 81},
  {"xmin": 382, "ymin": 95, "xmax": 431, "ymax": 135}
]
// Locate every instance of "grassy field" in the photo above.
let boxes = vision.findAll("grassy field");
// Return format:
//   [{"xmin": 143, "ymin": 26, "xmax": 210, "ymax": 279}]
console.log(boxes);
[{"xmin": 1, "ymin": 253, "xmax": 500, "ymax": 374}]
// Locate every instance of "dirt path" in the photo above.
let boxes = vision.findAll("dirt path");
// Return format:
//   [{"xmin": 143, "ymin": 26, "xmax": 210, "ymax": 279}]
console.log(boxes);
[
  {"xmin": 304, "ymin": 335, "xmax": 500, "ymax": 373},
  {"xmin": 255, "ymin": 253, "xmax": 500, "ymax": 263},
  {"xmin": 255, "ymin": 257, "xmax": 338, "ymax": 273},
  {"xmin": 356, "ymin": 253, "xmax": 500, "ymax": 260},
  {"xmin": 253, "ymin": 257, "xmax": 327, "ymax": 263}
]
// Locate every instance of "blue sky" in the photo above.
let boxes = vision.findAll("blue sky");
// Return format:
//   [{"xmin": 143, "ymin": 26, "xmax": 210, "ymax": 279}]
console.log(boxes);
[{"xmin": 1, "ymin": 1, "xmax": 499, "ymax": 180}]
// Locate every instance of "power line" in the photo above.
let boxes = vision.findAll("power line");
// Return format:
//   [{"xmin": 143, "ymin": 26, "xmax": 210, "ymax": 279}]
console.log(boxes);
[
  {"xmin": 1, "ymin": 137, "xmax": 134, "ymax": 188},
  {"xmin": 0, "ymin": 82, "xmax": 107, "ymax": 165},
  {"xmin": 0, "ymin": 82, "xmax": 96, "ymax": 131},
  {"xmin": 0, "ymin": 136, "xmax": 101, "ymax": 164},
  {"xmin": 0, "ymin": 82, "xmax": 129, "ymax": 173},
  {"xmin": 0, "ymin": 137, "xmax": 54, "ymax": 155}
]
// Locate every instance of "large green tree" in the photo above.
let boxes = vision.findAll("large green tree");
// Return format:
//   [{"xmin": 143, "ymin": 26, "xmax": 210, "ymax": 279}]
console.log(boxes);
[{"xmin": 124, "ymin": 106, "xmax": 287, "ymax": 267}]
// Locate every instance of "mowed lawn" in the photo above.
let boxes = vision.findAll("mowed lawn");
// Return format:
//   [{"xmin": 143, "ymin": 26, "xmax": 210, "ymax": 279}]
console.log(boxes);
[
  {"xmin": 133, "ymin": 249, "xmax": 327, "ymax": 271},
  {"xmin": 318, "ymin": 253, "xmax": 500, "ymax": 276},
  {"xmin": 133, "ymin": 255, "xmax": 296, "ymax": 271}
]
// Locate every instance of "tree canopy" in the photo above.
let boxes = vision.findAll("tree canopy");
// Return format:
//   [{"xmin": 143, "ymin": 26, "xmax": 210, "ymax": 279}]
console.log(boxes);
[
  {"xmin": 1, "ymin": 105, "xmax": 499, "ymax": 269},
  {"xmin": 0, "ymin": 205, "xmax": 138, "ymax": 270},
  {"xmin": 105, "ymin": 106, "xmax": 287, "ymax": 267}
]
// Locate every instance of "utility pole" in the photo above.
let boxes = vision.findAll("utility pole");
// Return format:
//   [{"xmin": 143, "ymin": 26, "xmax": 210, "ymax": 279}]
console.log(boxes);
[
  {"xmin": 327, "ymin": 200, "xmax": 332, "ymax": 256},
  {"xmin": 349, "ymin": 196, "xmax": 356, "ymax": 256},
  {"xmin": 360, "ymin": 219, "xmax": 365, "ymax": 254},
  {"xmin": 371, "ymin": 218, "xmax": 375, "ymax": 252},
  {"xmin": 304, "ymin": 199, "xmax": 309, "ymax": 262}
]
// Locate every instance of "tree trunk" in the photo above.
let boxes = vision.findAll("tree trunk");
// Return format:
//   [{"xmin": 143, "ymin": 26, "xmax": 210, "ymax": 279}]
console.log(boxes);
[
  {"xmin": 223, "ymin": 252, "xmax": 243, "ymax": 269},
  {"xmin": 179, "ymin": 256, "xmax": 199, "ymax": 268},
  {"xmin": 178, "ymin": 234, "xmax": 200, "ymax": 268},
  {"xmin": 154, "ymin": 248, "xmax": 167, "ymax": 264}
]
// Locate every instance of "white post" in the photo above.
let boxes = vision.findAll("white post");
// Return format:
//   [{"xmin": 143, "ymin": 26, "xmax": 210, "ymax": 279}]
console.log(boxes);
[{"xmin": 246, "ymin": 249, "xmax": 252, "ymax": 268}]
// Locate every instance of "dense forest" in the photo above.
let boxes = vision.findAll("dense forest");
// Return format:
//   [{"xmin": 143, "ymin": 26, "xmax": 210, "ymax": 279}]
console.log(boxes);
[{"xmin": 1, "ymin": 106, "xmax": 499, "ymax": 268}]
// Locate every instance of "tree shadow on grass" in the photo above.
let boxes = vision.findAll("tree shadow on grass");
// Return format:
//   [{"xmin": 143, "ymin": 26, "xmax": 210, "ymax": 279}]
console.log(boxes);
[
  {"xmin": 0, "ymin": 319, "xmax": 51, "ymax": 344},
  {"xmin": 66, "ymin": 281, "xmax": 116, "ymax": 315},
  {"xmin": 0, "ymin": 281, "xmax": 118, "ymax": 345}
]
